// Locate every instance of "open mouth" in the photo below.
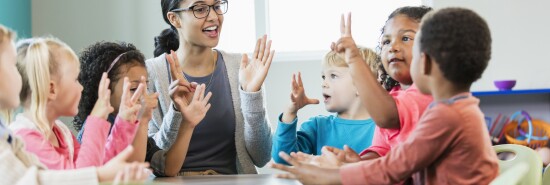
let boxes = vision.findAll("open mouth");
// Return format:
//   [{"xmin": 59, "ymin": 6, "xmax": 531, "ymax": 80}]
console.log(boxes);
[
  {"xmin": 202, "ymin": 25, "xmax": 219, "ymax": 38},
  {"xmin": 323, "ymin": 93, "xmax": 331, "ymax": 103},
  {"xmin": 389, "ymin": 58, "xmax": 405, "ymax": 64}
]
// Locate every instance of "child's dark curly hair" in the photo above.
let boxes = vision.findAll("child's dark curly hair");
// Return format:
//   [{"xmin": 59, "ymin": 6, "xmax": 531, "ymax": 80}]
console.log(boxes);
[
  {"xmin": 73, "ymin": 41, "xmax": 146, "ymax": 131},
  {"xmin": 376, "ymin": 6, "xmax": 433, "ymax": 90},
  {"xmin": 419, "ymin": 8, "xmax": 491, "ymax": 86},
  {"xmin": 378, "ymin": 63, "xmax": 400, "ymax": 91}
]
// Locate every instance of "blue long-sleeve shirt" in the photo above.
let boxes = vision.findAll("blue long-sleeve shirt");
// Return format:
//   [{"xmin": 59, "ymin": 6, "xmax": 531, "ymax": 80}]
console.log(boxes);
[{"xmin": 272, "ymin": 113, "xmax": 376, "ymax": 164}]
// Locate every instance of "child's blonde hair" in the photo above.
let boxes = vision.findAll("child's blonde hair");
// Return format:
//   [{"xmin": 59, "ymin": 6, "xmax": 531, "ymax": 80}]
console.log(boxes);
[
  {"xmin": 24, "ymin": 37, "xmax": 78, "ymax": 138},
  {"xmin": 0, "ymin": 24, "xmax": 16, "ymax": 123},
  {"xmin": 323, "ymin": 47, "xmax": 380, "ymax": 77}
]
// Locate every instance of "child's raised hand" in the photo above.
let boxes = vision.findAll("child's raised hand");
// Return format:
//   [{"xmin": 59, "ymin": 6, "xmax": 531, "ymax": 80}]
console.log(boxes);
[
  {"xmin": 118, "ymin": 77, "xmax": 145, "ymax": 123},
  {"xmin": 288, "ymin": 72, "xmax": 319, "ymax": 113},
  {"xmin": 282, "ymin": 72, "xmax": 319, "ymax": 123},
  {"xmin": 136, "ymin": 76, "xmax": 158, "ymax": 122},
  {"xmin": 239, "ymin": 34, "xmax": 275, "ymax": 92},
  {"xmin": 91, "ymin": 73, "xmax": 115, "ymax": 120},
  {"xmin": 166, "ymin": 50, "xmax": 196, "ymax": 106},
  {"xmin": 179, "ymin": 84, "xmax": 212, "ymax": 129},
  {"xmin": 331, "ymin": 13, "xmax": 362, "ymax": 65}
]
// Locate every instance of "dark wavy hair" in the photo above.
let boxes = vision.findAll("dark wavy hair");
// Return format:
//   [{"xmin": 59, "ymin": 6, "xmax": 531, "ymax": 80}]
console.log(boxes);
[
  {"xmin": 73, "ymin": 41, "xmax": 145, "ymax": 131},
  {"xmin": 376, "ymin": 6, "xmax": 433, "ymax": 90}
]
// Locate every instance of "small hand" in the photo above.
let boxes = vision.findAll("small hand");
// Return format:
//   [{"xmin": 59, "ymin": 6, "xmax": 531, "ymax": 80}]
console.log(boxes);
[
  {"xmin": 272, "ymin": 152, "xmax": 342, "ymax": 185},
  {"xmin": 239, "ymin": 34, "xmax": 275, "ymax": 92},
  {"xmin": 330, "ymin": 13, "xmax": 362, "ymax": 65},
  {"xmin": 111, "ymin": 161, "xmax": 152, "ymax": 185},
  {"xmin": 323, "ymin": 145, "xmax": 362, "ymax": 164},
  {"xmin": 90, "ymin": 73, "xmax": 115, "ymax": 120},
  {"xmin": 136, "ymin": 76, "xmax": 159, "ymax": 121},
  {"xmin": 97, "ymin": 146, "xmax": 151, "ymax": 183},
  {"xmin": 118, "ymin": 77, "xmax": 145, "ymax": 123},
  {"xmin": 288, "ymin": 72, "xmax": 319, "ymax": 114}
]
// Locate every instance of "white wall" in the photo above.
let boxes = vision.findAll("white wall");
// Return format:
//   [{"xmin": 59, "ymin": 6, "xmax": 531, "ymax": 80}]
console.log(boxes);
[{"xmin": 427, "ymin": 0, "xmax": 550, "ymax": 91}]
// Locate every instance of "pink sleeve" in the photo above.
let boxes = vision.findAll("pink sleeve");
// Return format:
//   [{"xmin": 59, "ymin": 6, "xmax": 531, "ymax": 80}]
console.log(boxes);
[
  {"xmin": 360, "ymin": 126, "xmax": 390, "ymax": 156},
  {"xmin": 15, "ymin": 129, "xmax": 72, "ymax": 170},
  {"xmin": 103, "ymin": 116, "xmax": 139, "ymax": 163},
  {"xmin": 390, "ymin": 85, "xmax": 433, "ymax": 138},
  {"xmin": 76, "ymin": 115, "xmax": 111, "ymax": 168}
]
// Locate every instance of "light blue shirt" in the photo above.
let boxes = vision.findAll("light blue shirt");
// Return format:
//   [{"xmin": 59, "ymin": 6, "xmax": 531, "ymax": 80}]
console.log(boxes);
[{"xmin": 272, "ymin": 113, "xmax": 376, "ymax": 164}]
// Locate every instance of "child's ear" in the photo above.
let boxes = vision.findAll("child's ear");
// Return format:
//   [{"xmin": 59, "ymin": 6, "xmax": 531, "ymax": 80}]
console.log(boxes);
[
  {"xmin": 167, "ymin": 12, "xmax": 182, "ymax": 29},
  {"xmin": 48, "ymin": 81, "xmax": 57, "ymax": 100},
  {"xmin": 421, "ymin": 52, "xmax": 433, "ymax": 76}
]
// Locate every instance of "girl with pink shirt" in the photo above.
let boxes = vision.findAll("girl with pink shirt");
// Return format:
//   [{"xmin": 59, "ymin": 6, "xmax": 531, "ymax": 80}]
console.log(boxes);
[{"xmin": 9, "ymin": 37, "xmax": 145, "ymax": 170}]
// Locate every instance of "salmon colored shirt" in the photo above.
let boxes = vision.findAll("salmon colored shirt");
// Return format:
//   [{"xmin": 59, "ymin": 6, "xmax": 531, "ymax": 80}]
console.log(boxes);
[
  {"xmin": 10, "ymin": 115, "xmax": 138, "ymax": 170},
  {"xmin": 341, "ymin": 93, "xmax": 499, "ymax": 185},
  {"xmin": 360, "ymin": 84, "xmax": 433, "ymax": 157}
]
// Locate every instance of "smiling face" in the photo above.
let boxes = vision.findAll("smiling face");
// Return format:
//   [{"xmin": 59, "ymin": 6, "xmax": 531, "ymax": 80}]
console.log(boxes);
[
  {"xmin": 379, "ymin": 14, "xmax": 420, "ymax": 85},
  {"xmin": 170, "ymin": 0, "xmax": 225, "ymax": 48},
  {"xmin": 321, "ymin": 66, "xmax": 358, "ymax": 113}
]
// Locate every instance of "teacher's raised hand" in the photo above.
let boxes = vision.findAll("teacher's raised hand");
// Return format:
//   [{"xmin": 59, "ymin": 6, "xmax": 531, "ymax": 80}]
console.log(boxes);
[{"xmin": 239, "ymin": 35, "xmax": 275, "ymax": 92}]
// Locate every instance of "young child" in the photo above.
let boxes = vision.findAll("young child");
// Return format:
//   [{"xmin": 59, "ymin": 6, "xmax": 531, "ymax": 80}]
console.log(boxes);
[
  {"xmin": 76, "ymin": 41, "xmax": 213, "ymax": 177},
  {"xmin": 272, "ymin": 48, "xmax": 379, "ymax": 165},
  {"xmin": 0, "ymin": 23, "xmax": 149, "ymax": 185},
  {"xmin": 9, "ymin": 37, "xmax": 144, "ymax": 170},
  {"xmin": 320, "ymin": 6, "xmax": 435, "ymax": 162},
  {"xmin": 274, "ymin": 8, "xmax": 500, "ymax": 184},
  {"xmin": 75, "ymin": 41, "xmax": 156, "ymax": 162}
]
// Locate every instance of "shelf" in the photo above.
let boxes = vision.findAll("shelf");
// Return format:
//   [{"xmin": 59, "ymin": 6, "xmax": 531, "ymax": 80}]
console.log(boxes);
[{"xmin": 472, "ymin": 88, "xmax": 550, "ymax": 96}]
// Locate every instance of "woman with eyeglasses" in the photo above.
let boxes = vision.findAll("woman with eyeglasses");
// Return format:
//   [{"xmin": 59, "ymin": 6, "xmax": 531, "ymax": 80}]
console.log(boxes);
[{"xmin": 145, "ymin": 0, "xmax": 274, "ymax": 176}]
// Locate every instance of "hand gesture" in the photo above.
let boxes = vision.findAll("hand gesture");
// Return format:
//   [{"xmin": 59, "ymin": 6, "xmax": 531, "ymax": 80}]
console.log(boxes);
[
  {"xmin": 179, "ymin": 84, "xmax": 212, "ymax": 128},
  {"xmin": 118, "ymin": 77, "xmax": 145, "ymax": 123},
  {"xmin": 97, "ymin": 146, "xmax": 151, "ymax": 183},
  {"xmin": 136, "ymin": 76, "xmax": 159, "ymax": 122},
  {"xmin": 331, "ymin": 13, "xmax": 362, "ymax": 64},
  {"xmin": 167, "ymin": 50, "xmax": 197, "ymax": 107},
  {"xmin": 239, "ymin": 35, "xmax": 275, "ymax": 92},
  {"xmin": 90, "ymin": 73, "xmax": 115, "ymax": 120},
  {"xmin": 272, "ymin": 152, "xmax": 342, "ymax": 185},
  {"xmin": 287, "ymin": 72, "xmax": 319, "ymax": 114}
]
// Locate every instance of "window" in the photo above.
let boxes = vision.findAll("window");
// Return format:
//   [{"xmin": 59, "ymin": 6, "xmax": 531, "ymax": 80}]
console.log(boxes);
[
  {"xmin": 269, "ymin": 0, "xmax": 422, "ymax": 53},
  {"xmin": 215, "ymin": 0, "xmax": 256, "ymax": 53}
]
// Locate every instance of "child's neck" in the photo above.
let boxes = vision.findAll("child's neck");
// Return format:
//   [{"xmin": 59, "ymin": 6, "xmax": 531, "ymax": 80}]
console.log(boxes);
[
  {"xmin": 431, "ymin": 81, "xmax": 471, "ymax": 101},
  {"xmin": 337, "ymin": 106, "xmax": 371, "ymax": 120}
]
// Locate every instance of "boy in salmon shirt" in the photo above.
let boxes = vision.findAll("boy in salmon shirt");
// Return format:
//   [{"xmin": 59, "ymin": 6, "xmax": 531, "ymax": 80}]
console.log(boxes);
[{"xmin": 273, "ymin": 7, "xmax": 499, "ymax": 185}]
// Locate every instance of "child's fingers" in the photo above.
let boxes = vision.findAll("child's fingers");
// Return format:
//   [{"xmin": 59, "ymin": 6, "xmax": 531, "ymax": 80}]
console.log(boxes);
[
  {"xmin": 271, "ymin": 163, "xmax": 297, "ymax": 174},
  {"xmin": 279, "ymin": 152, "xmax": 301, "ymax": 167},
  {"xmin": 123, "ymin": 165, "xmax": 131, "ymax": 183},
  {"xmin": 297, "ymin": 72, "xmax": 303, "ymax": 87},
  {"xmin": 112, "ymin": 170, "xmax": 123, "ymax": 185},
  {"xmin": 344, "ymin": 145, "xmax": 357, "ymax": 154},
  {"xmin": 121, "ymin": 77, "xmax": 130, "ymax": 101},
  {"xmin": 130, "ymin": 83, "xmax": 145, "ymax": 104},
  {"xmin": 308, "ymin": 98, "xmax": 320, "ymax": 105}
]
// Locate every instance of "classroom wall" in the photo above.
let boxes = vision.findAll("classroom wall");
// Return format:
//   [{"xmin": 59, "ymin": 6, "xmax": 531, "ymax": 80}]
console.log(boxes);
[
  {"xmin": 0, "ymin": 0, "xmax": 31, "ymax": 38},
  {"xmin": 427, "ymin": 0, "xmax": 550, "ymax": 91}
]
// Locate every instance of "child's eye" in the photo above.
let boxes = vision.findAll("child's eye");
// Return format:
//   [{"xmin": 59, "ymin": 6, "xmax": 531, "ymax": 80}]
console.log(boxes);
[
  {"xmin": 330, "ymin": 74, "xmax": 337, "ymax": 79},
  {"xmin": 382, "ymin": 39, "xmax": 390, "ymax": 45},
  {"xmin": 402, "ymin": 36, "xmax": 413, "ymax": 42}
]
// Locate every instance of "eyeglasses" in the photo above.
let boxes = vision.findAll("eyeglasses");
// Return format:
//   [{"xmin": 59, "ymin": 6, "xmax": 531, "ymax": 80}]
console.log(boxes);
[{"xmin": 171, "ymin": 1, "xmax": 228, "ymax": 19}]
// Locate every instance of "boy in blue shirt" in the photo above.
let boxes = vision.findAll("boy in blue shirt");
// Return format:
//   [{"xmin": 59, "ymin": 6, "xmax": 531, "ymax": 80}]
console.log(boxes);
[{"xmin": 272, "ymin": 48, "xmax": 379, "ymax": 164}]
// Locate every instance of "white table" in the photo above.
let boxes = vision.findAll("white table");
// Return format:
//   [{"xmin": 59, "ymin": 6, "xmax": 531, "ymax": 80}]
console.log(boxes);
[{"xmin": 150, "ymin": 174, "xmax": 301, "ymax": 185}]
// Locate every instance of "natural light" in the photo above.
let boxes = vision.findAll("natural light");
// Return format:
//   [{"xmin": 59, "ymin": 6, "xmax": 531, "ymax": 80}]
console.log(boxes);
[{"xmin": 217, "ymin": 0, "xmax": 422, "ymax": 54}]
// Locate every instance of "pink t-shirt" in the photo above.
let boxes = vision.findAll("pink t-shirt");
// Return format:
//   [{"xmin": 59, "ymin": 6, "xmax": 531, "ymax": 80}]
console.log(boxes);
[
  {"xmin": 360, "ymin": 84, "xmax": 433, "ymax": 157},
  {"xmin": 10, "ymin": 115, "xmax": 138, "ymax": 170}
]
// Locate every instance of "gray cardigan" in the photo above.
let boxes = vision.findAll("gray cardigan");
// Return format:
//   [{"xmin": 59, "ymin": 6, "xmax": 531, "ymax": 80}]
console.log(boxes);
[{"xmin": 146, "ymin": 50, "xmax": 272, "ymax": 175}]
